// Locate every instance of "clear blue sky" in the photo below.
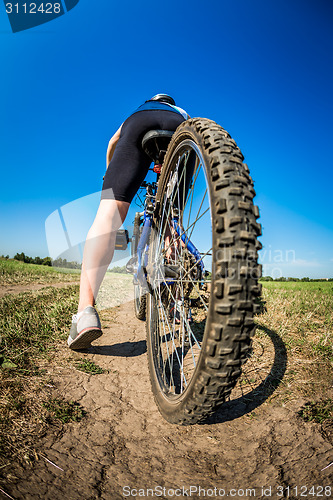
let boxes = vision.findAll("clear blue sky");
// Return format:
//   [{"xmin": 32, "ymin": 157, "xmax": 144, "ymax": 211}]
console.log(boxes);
[{"xmin": 0, "ymin": 0, "xmax": 332, "ymax": 278}]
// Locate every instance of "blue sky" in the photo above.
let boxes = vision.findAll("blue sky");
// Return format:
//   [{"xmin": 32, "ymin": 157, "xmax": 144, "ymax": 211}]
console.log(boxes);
[{"xmin": 0, "ymin": 0, "xmax": 332, "ymax": 278}]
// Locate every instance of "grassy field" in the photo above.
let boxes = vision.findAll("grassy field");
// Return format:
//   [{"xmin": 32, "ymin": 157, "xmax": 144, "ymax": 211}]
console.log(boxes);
[
  {"xmin": 0, "ymin": 261, "xmax": 332, "ymax": 473},
  {"xmin": 252, "ymin": 281, "xmax": 333, "ymax": 402},
  {"xmin": 259, "ymin": 281, "xmax": 332, "ymax": 358},
  {"xmin": 0, "ymin": 285, "xmax": 80, "ymax": 466},
  {"xmin": 0, "ymin": 258, "xmax": 80, "ymax": 286},
  {"xmin": 0, "ymin": 260, "xmax": 81, "ymax": 469},
  {"xmin": 261, "ymin": 280, "xmax": 333, "ymax": 293}
]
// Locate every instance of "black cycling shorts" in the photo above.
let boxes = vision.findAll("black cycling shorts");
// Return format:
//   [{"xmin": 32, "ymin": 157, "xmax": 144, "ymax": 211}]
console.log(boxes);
[{"xmin": 101, "ymin": 109, "xmax": 185, "ymax": 203}]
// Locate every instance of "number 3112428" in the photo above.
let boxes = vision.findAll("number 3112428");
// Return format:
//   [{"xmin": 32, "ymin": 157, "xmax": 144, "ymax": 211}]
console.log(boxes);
[{"xmin": 5, "ymin": 3, "xmax": 62, "ymax": 14}]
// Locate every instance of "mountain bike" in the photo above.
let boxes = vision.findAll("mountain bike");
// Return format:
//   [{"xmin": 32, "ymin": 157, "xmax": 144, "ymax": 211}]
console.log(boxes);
[{"xmin": 127, "ymin": 118, "xmax": 262, "ymax": 425}]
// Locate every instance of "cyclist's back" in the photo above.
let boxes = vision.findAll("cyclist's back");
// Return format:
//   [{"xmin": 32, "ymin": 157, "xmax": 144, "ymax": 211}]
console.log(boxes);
[{"xmin": 101, "ymin": 94, "xmax": 189, "ymax": 204}]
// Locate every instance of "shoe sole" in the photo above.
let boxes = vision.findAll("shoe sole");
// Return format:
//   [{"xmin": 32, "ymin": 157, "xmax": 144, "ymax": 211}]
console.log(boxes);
[{"xmin": 68, "ymin": 328, "xmax": 102, "ymax": 350}]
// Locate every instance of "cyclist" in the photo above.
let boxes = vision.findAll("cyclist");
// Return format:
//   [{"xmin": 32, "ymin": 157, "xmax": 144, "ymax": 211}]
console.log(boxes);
[{"xmin": 68, "ymin": 94, "xmax": 189, "ymax": 350}]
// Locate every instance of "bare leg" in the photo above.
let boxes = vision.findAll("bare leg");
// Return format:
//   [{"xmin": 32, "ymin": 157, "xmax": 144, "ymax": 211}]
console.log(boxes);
[{"xmin": 78, "ymin": 199, "xmax": 130, "ymax": 312}]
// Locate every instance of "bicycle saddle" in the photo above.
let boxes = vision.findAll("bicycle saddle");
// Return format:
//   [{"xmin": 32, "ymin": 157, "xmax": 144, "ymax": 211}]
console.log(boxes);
[{"xmin": 141, "ymin": 130, "xmax": 174, "ymax": 164}]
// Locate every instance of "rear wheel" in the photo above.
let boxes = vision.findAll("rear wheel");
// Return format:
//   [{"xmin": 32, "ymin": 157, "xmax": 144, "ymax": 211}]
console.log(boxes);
[
  {"xmin": 132, "ymin": 217, "xmax": 146, "ymax": 321},
  {"xmin": 146, "ymin": 118, "xmax": 262, "ymax": 424}
]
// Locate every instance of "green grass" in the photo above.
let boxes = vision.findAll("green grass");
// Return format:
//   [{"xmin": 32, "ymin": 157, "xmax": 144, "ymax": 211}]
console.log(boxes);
[
  {"xmin": 43, "ymin": 399, "xmax": 86, "ymax": 423},
  {"xmin": 74, "ymin": 359, "xmax": 105, "ymax": 375},
  {"xmin": 299, "ymin": 399, "xmax": 333, "ymax": 424},
  {"xmin": 258, "ymin": 282, "xmax": 333, "ymax": 360},
  {"xmin": 255, "ymin": 281, "xmax": 333, "ymax": 401},
  {"xmin": 0, "ymin": 285, "xmax": 79, "ymax": 373},
  {"xmin": 260, "ymin": 280, "xmax": 333, "ymax": 294},
  {"xmin": 0, "ymin": 258, "xmax": 80, "ymax": 285}
]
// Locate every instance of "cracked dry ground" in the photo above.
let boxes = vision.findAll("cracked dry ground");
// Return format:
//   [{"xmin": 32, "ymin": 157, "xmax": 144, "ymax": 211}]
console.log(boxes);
[{"xmin": 5, "ymin": 299, "xmax": 333, "ymax": 500}]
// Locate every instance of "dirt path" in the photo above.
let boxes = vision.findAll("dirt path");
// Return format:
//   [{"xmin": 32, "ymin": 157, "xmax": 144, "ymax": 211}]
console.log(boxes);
[
  {"xmin": 0, "ymin": 282, "xmax": 78, "ymax": 299},
  {"xmin": 4, "ymin": 292, "xmax": 333, "ymax": 499}
]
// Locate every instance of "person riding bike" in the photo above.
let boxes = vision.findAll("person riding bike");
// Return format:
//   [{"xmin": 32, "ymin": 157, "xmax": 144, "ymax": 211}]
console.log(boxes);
[{"xmin": 68, "ymin": 94, "xmax": 189, "ymax": 350}]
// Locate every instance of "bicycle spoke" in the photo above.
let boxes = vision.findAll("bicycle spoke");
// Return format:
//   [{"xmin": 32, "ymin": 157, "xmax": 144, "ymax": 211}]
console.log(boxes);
[
  {"xmin": 150, "ymin": 142, "xmax": 213, "ymax": 396},
  {"xmin": 154, "ymin": 251, "xmax": 203, "ymax": 391},
  {"xmin": 160, "ymin": 206, "xmax": 211, "ymax": 260},
  {"xmin": 157, "ymin": 291, "xmax": 188, "ymax": 390},
  {"xmin": 161, "ymin": 226, "xmax": 211, "ymax": 315},
  {"xmin": 154, "ymin": 269, "xmax": 189, "ymax": 391},
  {"xmin": 157, "ymin": 291, "xmax": 182, "ymax": 390}
]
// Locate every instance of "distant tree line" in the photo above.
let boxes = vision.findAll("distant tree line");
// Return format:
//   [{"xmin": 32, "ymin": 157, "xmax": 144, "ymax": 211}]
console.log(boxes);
[
  {"xmin": 10, "ymin": 252, "xmax": 81, "ymax": 269},
  {"xmin": 13, "ymin": 252, "xmax": 52, "ymax": 266},
  {"xmin": 51, "ymin": 257, "xmax": 81, "ymax": 269},
  {"xmin": 3, "ymin": 254, "xmax": 332, "ymax": 280},
  {"xmin": 109, "ymin": 265, "xmax": 127, "ymax": 273},
  {"xmin": 261, "ymin": 276, "xmax": 333, "ymax": 282}
]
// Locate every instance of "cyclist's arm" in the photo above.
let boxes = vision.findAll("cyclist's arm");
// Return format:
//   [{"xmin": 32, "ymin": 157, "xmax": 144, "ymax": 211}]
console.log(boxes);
[{"xmin": 106, "ymin": 124, "xmax": 122, "ymax": 166}]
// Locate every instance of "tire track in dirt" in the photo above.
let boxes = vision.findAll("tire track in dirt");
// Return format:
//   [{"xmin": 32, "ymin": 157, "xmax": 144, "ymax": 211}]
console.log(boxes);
[{"xmin": 5, "ymin": 299, "xmax": 333, "ymax": 499}]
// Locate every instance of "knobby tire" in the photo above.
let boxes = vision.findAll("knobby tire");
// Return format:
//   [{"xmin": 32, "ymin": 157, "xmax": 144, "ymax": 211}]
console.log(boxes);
[{"xmin": 145, "ymin": 118, "xmax": 262, "ymax": 424}]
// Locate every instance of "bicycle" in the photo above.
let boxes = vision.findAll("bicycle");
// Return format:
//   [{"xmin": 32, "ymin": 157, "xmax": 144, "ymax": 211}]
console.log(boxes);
[{"xmin": 126, "ymin": 118, "xmax": 262, "ymax": 425}]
